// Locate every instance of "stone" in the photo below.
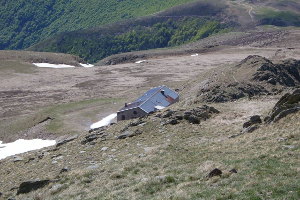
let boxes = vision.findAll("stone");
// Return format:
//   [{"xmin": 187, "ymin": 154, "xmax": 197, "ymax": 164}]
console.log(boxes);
[
  {"xmin": 187, "ymin": 115, "xmax": 200, "ymax": 124},
  {"xmin": 17, "ymin": 180, "xmax": 51, "ymax": 194},
  {"xmin": 60, "ymin": 167, "xmax": 70, "ymax": 173},
  {"xmin": 117, "ymin": 131, "xmax": 132, "ymax": 139},
  {"xmin": 162, "ymin": 110, "xmax": 174, "ymax": 118},
  {"xmin": 208, "ymin": 168, "xmax": 222, "ymax": 178},
  {"xmin": 101, "ymin": 147, "xmax": 109, "ymax": 151},
  {"xmin": 266, "ymin": 90, "xmax": 300, "ymax": 123},
  {"xmin": 229, "ymin": 169, "xmax": 238, "ymax": 173},
  {"xmin": 243, "ymin": 115, "xmax": 262, "ymax": 128},
  {"xmin": 50, "ymin": 184, "xmax": 63, "ymax": 193},
  {"xmin": 168, "ymin": 119, "xmax": 179, "ymax": 125},
  {"xmin": 129, "ymin": 119, "xmax": 145, "ymax": 127},
  {"xmin": 56, "ymin": 134, "xmax": 78, "ymax": 147},
  {"xmin": 86, "ymin": 164, "xmax": 100, "ymax": 170},
  {"xmin": 81, "ymin": 134, "xmax": 99, "ymax": 145},
  {"xmin": 242, "ymin": 124, "xmax": 260, "ymax": 134},
  {"xmin": 13, "ymin": 156, "xmax": 24, "ymax": 162},
  {"xmin": 282, "ymin": 145, "xmax": 296, "ymax": 150},
  {"xmin": 175, "ymin": 115, "xmax": 184, "ymax": 120}
]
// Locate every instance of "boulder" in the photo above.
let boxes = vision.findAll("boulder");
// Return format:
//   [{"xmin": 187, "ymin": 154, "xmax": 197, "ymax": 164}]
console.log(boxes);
[
  {"xmin": 265, "ymin": 90, "xmax": 300, "ymax": 123},
  {"xmin": 208, "ymin": 168, "xmax": 222, "ymax": 178},
  {"xmin": 17, "ymin": 180, "xmax": 51, "ymax": 194},
  {"xmin": 187, "ymin": 115, "xmax": 200, "ymax": 124},
  {"xmin": 243, "ymin": 115, "xmax": 262, "ymax": 128}
]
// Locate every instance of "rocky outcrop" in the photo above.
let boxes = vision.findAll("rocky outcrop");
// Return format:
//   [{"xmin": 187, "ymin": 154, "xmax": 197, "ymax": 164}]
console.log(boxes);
[
  {"xmin": 265, "ymin": 89, "xmax": 300, "ymax": 123},
  {"xmin": 253, "ymin": 58, "xmax": 300, "ymax": 87},
  {"xmin": 198, "ymin": 82, "xmax": 268, "ymax": 103},
  {"xmin": 197, "ymin": 56, "xmax": 300, "ymax": 103},
  {"xmin": 160, "ymin": 105, "xmax": 219, "ymax": 125}
]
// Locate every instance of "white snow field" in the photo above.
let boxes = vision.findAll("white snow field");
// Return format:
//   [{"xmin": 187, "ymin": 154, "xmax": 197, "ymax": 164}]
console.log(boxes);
[
  {"xmin": 135, "ymin": 60, "xmax": 147, "ymax": 64},
  {"xmin": 33, "ymin": 63, "xmax": 94, "ymax": 68},
  {"xmin": 80, "ymin": 63, "xmax": 94, "ymax": 68},
  {"xmin": 90, "ymin": 113, "xmax": 117, "ymax": 129},
  {"xmin": 33, "ymin": 63, "xmax": 75, "ymax": 68},
  {"xmin": 0, "ymin": 139, "xmax": 56, "ymax": 160}
]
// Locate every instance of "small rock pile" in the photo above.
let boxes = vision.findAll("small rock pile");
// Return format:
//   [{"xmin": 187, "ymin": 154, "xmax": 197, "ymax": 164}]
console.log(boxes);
[{"xmin": 82, "ymin": 127, "xmax": 108, "ymax": 144}]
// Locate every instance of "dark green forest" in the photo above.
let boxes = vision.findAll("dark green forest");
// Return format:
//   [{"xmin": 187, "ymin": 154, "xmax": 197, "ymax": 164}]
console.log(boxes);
[
  {"xmin": 31, "ymin": 18, "xmax": 232, "ymax": 63},
  {"xmin": 0, "ymin": 0, "xmax": 195, "ymax": 49}
]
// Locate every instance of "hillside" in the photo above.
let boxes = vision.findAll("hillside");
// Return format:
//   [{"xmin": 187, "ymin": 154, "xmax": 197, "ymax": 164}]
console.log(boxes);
[
  {"xmin": 0, "ymin": 40, "xmax": 299, "ymax": 199},
  {"xmin": 29, "ymin": 0, "xmax": 300, "ymax": 63},
  {"xmin": 0, "ymin": 0, "xmax": 195, "ymax": 50}
]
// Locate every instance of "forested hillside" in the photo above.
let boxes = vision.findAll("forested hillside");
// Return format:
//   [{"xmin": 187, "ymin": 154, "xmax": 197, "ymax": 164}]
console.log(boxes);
[
  {"xmin": 29, "ymin": 0, "xmax": 232, "ymax": 63},
  {"xmin": 31, "ymin": 18, "xmax": 232, "ymax": 63},
  {"xmin": 0, "ymin": 0, "xmax": 195, "ymax": 49}
]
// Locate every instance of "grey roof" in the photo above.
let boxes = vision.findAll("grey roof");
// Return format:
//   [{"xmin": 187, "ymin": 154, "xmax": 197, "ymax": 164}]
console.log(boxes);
[{"xmin": 119, "ymin": 85, "xmax": 179, "ymax": 113}]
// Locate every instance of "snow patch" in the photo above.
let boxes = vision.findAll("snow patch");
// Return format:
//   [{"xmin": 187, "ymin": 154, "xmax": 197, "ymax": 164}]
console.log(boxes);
[
  {"xmin": 135, "ymin": 60, "xmax": 146, "ymax": 64},
  {"xmin": 191, "ymin": 54, "xmax": 199, "ymax": 57},
  {"xmin": 155, "ymin": 105, "xmax": 166, "ymax": 110},
  {"xmin": 90, "ymin": 113, "xmax": 117, "ymax": 129},
  {"xmin": 80, "ymin": 63, "xmax": 94, "ymax": 68},
  {"xmin": 33, "ymin": 63, "xmax": 75, "ymax": 68},
  {"xmin": 0, "ymin": 139, "xmax": 56, "ymax": 160}
]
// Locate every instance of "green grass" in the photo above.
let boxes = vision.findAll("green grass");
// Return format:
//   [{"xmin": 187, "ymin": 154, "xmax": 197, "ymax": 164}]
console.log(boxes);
[
  {"xmin": 0, "ymin": 97, "xmax": 122, "ymax": 139},
  {"xmin": 0, "ymin": 0, "xmax": 196, "ymax": 50},
  {"xmin": 0, "ymin": 61, "xmax": 36, "ymax": 74}
]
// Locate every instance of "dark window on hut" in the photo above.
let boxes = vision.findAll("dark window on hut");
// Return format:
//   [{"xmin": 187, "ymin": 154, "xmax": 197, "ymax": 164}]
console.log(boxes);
[
  {"xmin": 133, "ymin": 111, "xmax": 137, "ymax": 115},
  {"xmin": 121, "ymin": 115, "xmax": 125, "ymax": 120}
]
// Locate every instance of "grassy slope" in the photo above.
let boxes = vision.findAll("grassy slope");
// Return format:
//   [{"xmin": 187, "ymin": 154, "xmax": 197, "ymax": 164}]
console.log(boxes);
[
  {"xmin": 1, "ymin": 97, "xmax": 299, "ymax": 199},
  {"xmin": 0, "ymin": 0, "xmax": 195, "ymax": 50}
]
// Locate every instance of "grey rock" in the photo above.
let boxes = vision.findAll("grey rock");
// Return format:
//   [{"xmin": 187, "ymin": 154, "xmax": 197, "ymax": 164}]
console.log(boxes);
[
  {"xmin": 169, "ymin": 119, "xmax": 179, "ymax": 125},
  {"xmin": 13, "ymin": 156, "xmax": 24, "ymax": 162},
  {"xmin": 117, "ymin": 131, "xmax": 132, "ymax": 139},
  {"xmin": 60, "ymin": 167, "xmax": 70, "ymax": 173},
  {"xmin": 17, "ymin": 180, "xmax": 51, "ymax": 194},
  {"xmin": 86, "ymin": 164, "xmax": 100, "ymax": 170},
  {"xmin": 129, "ymin": 119, "xmax": 146, "ymax": 127},
  {"xmin": 50, "ymin": 184, "xmax": 63, "ymax": 193},
  {"xmin": 101, "ymin": 147, "xmax": 109, "ymax": 151},
  {"xmin": 81, "ymin": 134, "xmax": 99, "ymax": 145},
  {"xmin": 162, "ymin": 110, "xmax": 174, "ymax": 118},
  {"xmin": 229, "ymin": 169, "xmax": 238, "ymax": 173},
  {"xmin": 282, "ymin": 145, "xmax": 296, "ymax": 150},
  {"xmin": 175, "ymin": 115, "xmax": 184, "ymax": 120},
  {"xmin": 208, "ymin": 168, "xmax": 222, "ymax": 178},
  {"xmin": 266, "ymin": 90, "xmax": 300, "ymax": 123},
  {"xmin": 243, "ymin": 115, "xmax": 262, "ymax": 128},
  {"xmin": 187, "ymin": 115, "xmax": 200, "ymax": 124},
  {"xmin": 242, "ymin": 124, "xmax": 260, "ymax": 134},
  {"xmin": 56, "ymin": 134, "xmax": 78, "ymax": 147}
]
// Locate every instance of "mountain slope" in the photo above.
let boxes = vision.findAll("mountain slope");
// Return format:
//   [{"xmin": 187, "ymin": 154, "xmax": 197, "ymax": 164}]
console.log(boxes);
[{"xmin": 0, "ymin": 0, "xmax": 195, "ymax": 50}]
